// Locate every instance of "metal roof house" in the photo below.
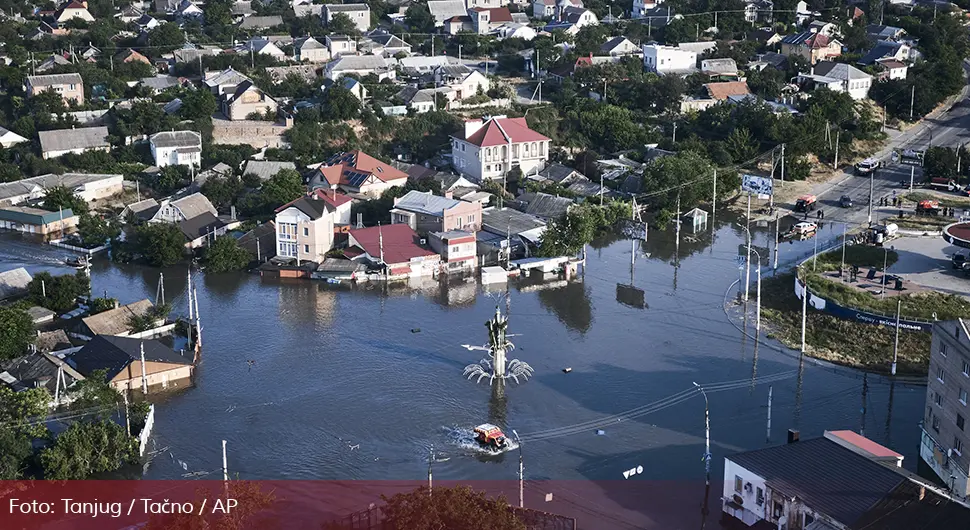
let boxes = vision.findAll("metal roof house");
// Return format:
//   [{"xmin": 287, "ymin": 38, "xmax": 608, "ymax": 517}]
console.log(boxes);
[
  {"xmin": 0, "ymin": 267, "xmax": 32, "ymax": 301},
  {"xmin": 0, "ymin": 172, "xmax": 123, "ymax": 206},
  {"xmin": 150, "ymin": 130, "xmax": 202, "ymax": 168},
  {"xmin": 389, "ymin": 190, "xmax": 482, "ymax": 234},
  {"xmin": 38, "ymin": 126, "xmax": 110, "ymax": 159},
  {"xmin": 75, "ymin": 299, "xmax": 156, "ymax": 339},
  {"xmin": 68, "ymin": 334, "xmax": 193, "ymax": 392},
  {"xmin": 0, "ymin": 206, "xmax": 77, "ymax": 237}
]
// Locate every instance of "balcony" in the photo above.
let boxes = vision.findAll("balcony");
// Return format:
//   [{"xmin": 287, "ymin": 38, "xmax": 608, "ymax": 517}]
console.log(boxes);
[{"xmin": 920, "ymin": 428, "xmax": 970, "ymax": 498}]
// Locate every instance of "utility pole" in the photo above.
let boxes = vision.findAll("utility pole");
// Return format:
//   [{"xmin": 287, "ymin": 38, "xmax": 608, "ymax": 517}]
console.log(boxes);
[
  {"xmin": 193, "ymin": 288, "xmax": 202, "ymax": 350},
  {"xmin": 840, "ymin": 223, "xmax": 847, "ymax": 279},
  {"xmin": 513, "ymin": 430, "xmax": 523, "ymax": 508},
  {"xmin": 910, "ymin": 166, "xmax": 915, "ymax": 191},
  {"xmin": 222, "ymin": 440, "xmax": 228, "ymax": 482},
  {"xmin": 861, "ymin": 374, "xmax": 869, "ymax": 437},
  {"xmin": 773, "ymin": 215, "xmax": 780, "ymax": 272},
  {"xmin": 910, "ymin": 85, "xmax": 915, "ymax": 121},
  {"xmin": 140, "ymin": 342, "xmax": 148, "ymax": 394},
  {"xmin": 458, "ymin": 44, "xmax": 462, "ymax": 62},
  {"xmin": 157, "ymin": 272, "xmax": 165, "ymax": 307},
  {"xmin": 892, "ymin": 299, "xmax": 901, "ymax": 376},
  {"xmin": 187, "ymin": 270, "xmax": 193, "ymax": 321},
  {"xmin": 800, "ymin": 279, "xmax": 808, "ymax": 353},
  {"xmin": 428, "ymin": 445, "xmax": 434, "ymax": 496},
  {"xmin": 744, "ymin": 197, "xmax": 752, "ymax": 302},
  {"xmin": 672, "ymin": 122, "xmax": 677, "ymax": 144},
  {"xmin": 755, "ymin": 251, "xmax": 762, "ymax": 332},
  {"xmin": 780, "ymin": 144, "xmax": 785, "ymax": 185},
  {"xmin": 712, "ymin": 169, "xmax": 717, "ymax": 219},
  {"xmin": 868, "ymin": 170, "xmax": 875, "ymax": 225},
  {"xmin": 41, "ymin": 279, "xmax": 46, "ymax": 298},
  {"xmin": 123, "ymin": 391, "xmax": 131, "ymax": 437},
  {"xmin": 599, "ymin": 171, "xmax": 604, "ymax": 207},
  {"xmin": 692, "ymin": 382, "xmax": 711, "ymax": 486},
  {"xmin": 833, "ymin": 130, "xmax": 840, "ymax": 169},
  {"xmin": 766, "ymin": 386, "xmax": 772, "ymax": 443}
]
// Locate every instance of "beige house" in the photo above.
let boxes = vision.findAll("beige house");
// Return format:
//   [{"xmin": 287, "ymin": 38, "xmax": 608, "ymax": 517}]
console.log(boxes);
[
  {"xmin": 295, "ymin": 36, "xmax": 330, "ymax": 62},
  {"xmin": 390, "ymin": 190, "xmax": 482, "ymax": 234},
  {"xmin": 221, "ymin": 80, "xmax": 278, "ymax": 121},
  {"xmin": 780, "ymin": 32, "xmax": 842, "ymax": 65},
  {"xmin": 451, "ymin": 116, "xmax": 551, "ymax": 181},
  {"xmin": 55, "ymin": 1, "xmax": 95, "ymax": 23},
  {"xmin": 274, "ymin": 193, "xmax": 340, "ymax": 264},
  {"xmin": 70, "ymin": 334, "xmax": 194, "ymax": 392},
  {"xmin": 0, "ymin": 206, "xmax": 78, "ymax": 237},
  {"xmin": 26, "ymin": 73, "xmax": 84, "ymax": 105}
]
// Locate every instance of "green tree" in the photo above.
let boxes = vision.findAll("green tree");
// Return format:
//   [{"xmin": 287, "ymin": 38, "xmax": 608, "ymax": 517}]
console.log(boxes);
[
  {"xmin": 134, "ymin": 223, "xmax": 186, "ymax": 267},
  {"xmin": 127, "ymin": 304, "xmax": 171, "ymax": 333},
  {"xmin": 27, "ymin": 271, "xmax": 90, "ymax": 313},
  {"xmin": 257, "ymin": 169, "xmax": 305, "ymax": 212},
  {"xmin": 40, "ymin": 420, "xmax": 137, "ymax": 480},
  {"xmin": 379, "ymin": 485, "xmax": 525, "ymax": 530},
  {"xmin": 0, "ymin": 427, "xmax": 32, "ymax": 479},
  {"xmin": 201, "ymin": 175, "xmax": 243, "ymax": 210},
  {"xmin": 0, "ymin": 307, "xmax": 34, "ymax": 360},
  {"xmin": 147, "ymin": 23, "xmax": 187, "ymax": 53},
  {"xmin": 179, "ymin": 89, "xmax": 218, "ymax": 120},
  {"xmin": 0, "ymin": 386, "xmax": 50, "ymax": 479},
  {"xmin": 42, "ymin": 186, "xmax": 89, "ymax": 215},
  {"xmin": 154, "ymin": 166, "xmax": 190, "ymax": 195},
  {"xmin": 321, "ymin": 86, "xmax": 361, "ymax": 121},
  {"xmin": 67, "ymin": 370, "xmax": 122, "ymax": 413},
  {"xmin": 88, "ymin": 297, "xmax": 117, "ymax": 314},
  {"xmin": 201, "ymin": 236, "xmax": 252, "ymax": 273},
  {"xmin": 404, "ymin": 4, "xmax": 434, "ymax": 33},
  {"xmin": 327, "ymin": 12, "xmax": 362, "ymax": 36},
  {"xmin": 76, "ymin": 214, "xmax": 120, "ymax": 248}
]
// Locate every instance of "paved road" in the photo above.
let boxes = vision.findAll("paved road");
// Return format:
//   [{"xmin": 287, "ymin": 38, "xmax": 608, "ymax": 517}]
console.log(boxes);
[{"xmin": 789, "ymin": 62, "xmax": 970, "ymax": 228}]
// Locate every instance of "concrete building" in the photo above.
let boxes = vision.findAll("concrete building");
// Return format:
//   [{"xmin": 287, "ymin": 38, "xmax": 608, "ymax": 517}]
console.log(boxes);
[
  {"xmin": 642, "ymin": 44, "xmax": 697, "ymax": 75},
  {"xmin": 26, "ymin": 73, "xmax": 84, "ymax": 105},
  {"xmin": 326, "ymin": 34, "xmax": 357, "ymax": 58},
  {"xmin": 324, "ymin": 55, "xmax": 395, "ymax": 81},
  {"xmin": 631, "ymin": 0, "xmax": 661, "ymax": 17},
  {"xmin": 429, "ymin": 230, "xmax": 477, "ymax": 273},
  {"xmin": 55, "ymin": 1, "xmax": 95, "ymax": 23},
  {"xmin": 149, "ymin": 193, "xmax": 218, "ymax": 224},
  {"xmin": 922, "ymin": 320, "xmax": 970, "ymax": 500},
  {"xmin": 69, "ymin": 335, "xmax": 194, "ymax": 392},
  {"xmin": 322, "ymin": 3, "xmax": 371, "ymax": 33},
  {"xmin": 451, "ymin": 116, "xmax": 551, "ymax": 181},
  {"xmin": 204, "ymin": 67, "xmax": 251, "ymax": 96},
  {"xmin": 390, "ymin": 190, "xmax": 482, "ymax": 233},
  {"xmin": 0, "ymin": 172, "xmax": 123, "ymax": 206},
  {"xmin": 723, "ymin": 433, "xmax": 967, "ymax": 528},
  {"xmin": 38, "ymin": 126, "xmax": 110, "ymax": 159},
  {"xmin": 0, "ymin": 126, "xmax": 27, "ymax": 148},
  {"xmin": 798, "ymin": 61, "xmax": 872, "ymax": 100},
  {"xmin": 469, "ymin": 7, "xmax": 513, "ymax": 35},
  {"xmin": 0, "ymin": 206, "xmax": 77, "ymax": 237},
  {"xmin": 534, "ymin": 0, "xmax": 583, "ymax": 18},
  {"xmin": 274, "ymin": 193, "xmax": 342, "ymax": 263},
  {"xmin": 150, "ymin": 130, "xmax": 202, "ymax": 168},
  {"xmin": 295, "ymin": 36, "xmax": 330, "ymax": 63},
  {"xmin": 221, "ymin": 81, "xmax": 278, "ymax": 121},
  {"xmin": 781, "ymin": 31, "xmax": 842, "ymax": 65}
]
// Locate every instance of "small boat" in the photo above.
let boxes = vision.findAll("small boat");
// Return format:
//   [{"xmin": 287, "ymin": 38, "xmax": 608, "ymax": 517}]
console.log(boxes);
[
  {"xmin": 65, "ymin": 256, "xmax": 89, "ymax": 269},
  {"xmin": 473, "ymin": 423, "xmax": 508, "ymax": 450}
]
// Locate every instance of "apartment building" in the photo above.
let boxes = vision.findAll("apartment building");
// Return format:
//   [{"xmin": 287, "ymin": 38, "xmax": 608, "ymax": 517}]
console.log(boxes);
[{"xmin": 922, "ymin": 320, "xmax": 970, "ymax": 500}]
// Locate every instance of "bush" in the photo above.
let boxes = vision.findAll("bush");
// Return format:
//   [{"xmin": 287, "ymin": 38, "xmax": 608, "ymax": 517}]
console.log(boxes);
[{"xmin": 201, "ymin": 236, "xmax": 252, "ymax": 273}]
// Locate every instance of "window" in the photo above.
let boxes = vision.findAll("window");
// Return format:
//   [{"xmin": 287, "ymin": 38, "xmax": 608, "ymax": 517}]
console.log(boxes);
[
  {"xmin": 485, "ymin": 165, "xmax": 491, "ymax": 172},
  {"xmin": 956, "ymin": 437, "xmax": 964, "ymax": 455},
  {"xmin": 940, "ymin": 368, "xmax": 947, "ymax": 384},
  {"xmin": 935, "ymin": 392, "xmax": 944, "ymax": 407},
  {"xmin": 773, "ymin": 501, "xmax": 784, "ymax": 519},
  {"xmin": 933, "ymin": 414, "xmax": 941, "ymax": 433},
  {"xmin": 734, "ymin": 476, "xmax": 742, "ymax": 493},
  {"xmin": 942, "ymin": 344, "xmax": 948, "ymax": 357},
  {"xmin": 756, "ymin": 487, "xmax": 764, "ymax": 506},
  {"xmin": 804, "ymin": 514, "xmax": 815, "ymax": 526},
  {"xmin": 961, "ymin": 388, "xmax": 968, "ymax": 405},
  {"xmin": 456, "ymin": 216, "xmax": 463, "ymax": 227},
  {"xmin": 303, "ymin": 245, "xmax": 309, "ymax": 253},
  {"xmin": 959, "ymin": 414, "xmax": 966, "ymax": 431},
  {"xmin": 303, "ymin": 227, "xmax": 309, "ymax": 237},
  {"xmin": 963, "ymin": 361, "xmax": 969, "ymax": 377}
]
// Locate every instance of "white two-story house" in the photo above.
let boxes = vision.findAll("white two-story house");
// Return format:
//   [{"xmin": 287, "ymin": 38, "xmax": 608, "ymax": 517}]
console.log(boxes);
[
  {"xmin": 149, "ymin": 130, "xmax": 202, "ymax": 168},
  {"xmin": 451, "ymin": 116, "xmax": 551, "ymax": 181},
  {"xmin": 273, "ymin": 191, "xmax": 351, "ymax": 264},
  {"xmin": 642, "ymin": 44, "xmax": 697, "ymax": 75}
]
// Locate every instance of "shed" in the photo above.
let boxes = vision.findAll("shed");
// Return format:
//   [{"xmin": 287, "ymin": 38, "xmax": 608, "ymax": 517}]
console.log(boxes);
[
  {"xmin": 26, "ymin": 306, "xmax": 56, "ymax": 325},
  {"xmin": 683, "ymin": 208, "xmax": 708, "ymax": 232},
  {"xmin": 481, "ymin": 266, "xmax": 508, "ymax": 284}
]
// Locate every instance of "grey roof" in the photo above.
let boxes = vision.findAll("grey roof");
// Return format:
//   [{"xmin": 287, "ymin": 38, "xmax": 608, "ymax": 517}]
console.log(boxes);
[
  {"xmin": 317, "ymin": 258, "xmax": 365, "ymax": 273},
  {"xmin": 26, "ymin": 306, "xmax": 56, "ymax": 322},
  {"xmin": 781, "ymin": 31, "xmax": 814, "ymax": 45},
  {"xmin": 0, "ymin": 172, "xmax": 121, "ymax": 203},
  {"xmin": 701, "ymin": 58, "xmax": 738, "ymax": 75},
  {"xmin": 38, "ymin": 126, "xmax": 110, "ymax": 154},
  {"xmin": 242, "ymin": 160, "xmax": 296, "ymax": 180},
  {"xmin": 265, "ymin": 65, "xmax": 319, "ymax": 84},
  {"xmin": 811, "ymin": 61, "xmax": 871, "ymax": 81},
  {"xmin": 237, "ymin": 221, "xmax": 276, "ymax": 257},
  {"xmin": 70, "ymin": 334, "xmax": 191, "ymax": 381},
  {"xmin": 140, "ymin": 75, "xmax": 181, "ymax": 91},
  {"xmin": 231, "ymin": 1, "xmax": 254, "ymax": 15},
  {"xmin": 239, "ymin": 15, "xmax": 283, "ymax": 29},
  {"xmin": 170, "ymin": 192, "xmax": 218, "ymax": 219},
  {"xmin": 179, "ymin": 211, "xmax": 226, "ymax": 240},
  {"xmin": 296, "ymin": 36, "xmax": 325, "ymax": 50},
  {"xmin": 392, "ymin": 190, "xmax": 461, "ymax": 217},
  {"xmin": 436, "ymin": 63, "xmax": 473, "ymax": 78},
  {"xmin": 866, "ymin": 24, "xmax": 903, "ymax": 40},
  {"xmin": 79, "ymin": 299, "xmax": 154, "ymax": 336},
  {"xmin": 36, "ymin": 54, "xmax": 71, "ymax": 72},
  {"xmin": 481, "ymin": 207, "xmax": 545, "ymax": 236},
  {"xmin": 728, "ymin": 437, "xmax": 907, "ymax": 526},
  {"xmin": 521, "ymin": 192, "xmax": 572, "ymax": 220},
  {"xmin": 150, "ymin": 130, "xmax": 201, "ymax": 149},
  {"xmin": 538, "ymin": 163, "xmax": 584, "ymax": 184},
  {"xmin": 281, "ymin": 195, "xmax": 332, "ymax": 219},
  {"xmin": 427, "ymin": 0, "xmax": 467, "ymax": 25},
  {"xmin": 329, "ymin": 55, "xmax": 390, "ymax": 72},
  {"xmin": 27, "ymin": 73, "xmax": 83, "ymax": 88},
  {"xmin": 35, "ymin": 329, "xmax": 72, "ymax": 353},
  {"xmin": 124, "ymin": 198, "xmax": 159, "ymax": 220},
  {"xmin": 600, "ymin": 36, "xmax": 633, "ymax": 53},
  {"xmin": 0, "ymin": 267, "xmax": 31, "ymax": 300},
  {"xmin": 0, "ymin": 352, "xmax": 76, "ymax": 393},
  {"xmin": 204, "ymin": 67, "xmax": 251, "ymax": 88},
  {"xmin": 366, "ymin": 32, "xmax": 409, "ymax": 49},
  {"xmin": 859, "ymin": 40, "xmax": 904, "ymax": 66},
  {"xmin": 324, "ymin": 3, "xmax": 369, "ymax": 11}
]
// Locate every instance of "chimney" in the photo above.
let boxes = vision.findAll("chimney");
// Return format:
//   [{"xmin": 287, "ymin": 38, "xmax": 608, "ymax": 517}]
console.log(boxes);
[
  {"xmin": 788, "ymin": 430, "xmax": 800, "ymax": 444},
  {"xmin": 444, "ymin": 190, "xmax": 453, "ymax": 199},
  {"xmin": 114, "ymin": 300, "xmax": 120, "ymax": 309}
]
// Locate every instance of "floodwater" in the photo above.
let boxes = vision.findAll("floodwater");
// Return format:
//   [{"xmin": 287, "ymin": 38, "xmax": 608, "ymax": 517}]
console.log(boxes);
[{"xmin": 0, "ymin": 213, "xmax": 928, "ymax": 527}]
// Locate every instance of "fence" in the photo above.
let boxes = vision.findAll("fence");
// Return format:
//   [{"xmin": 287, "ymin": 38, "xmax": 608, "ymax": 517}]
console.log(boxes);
[
  {"xmin": 138, "ymin": 404, "xmax": 155, "ymax": 457},
  {"xmin": 48, "ymin": 238, "xmax": 109, "ymax": 256}
]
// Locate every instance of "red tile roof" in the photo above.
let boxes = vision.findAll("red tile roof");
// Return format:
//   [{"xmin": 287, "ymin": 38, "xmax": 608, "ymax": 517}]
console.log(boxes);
[
  {"xmin": 349, "ymin": 224, "xmax": 437, "ymax": 266},
  {"xmin": 311, "ymin": 188, "xmax": 353, "ymax": 208},
  {"xmin": 63, "ymin": 1, "xmax": 88, "ymax": 9},
  {"xmin": 461, "ymin": 117, "xmax": 550, "ymax": 148},
  {"xmin": 807, "ymin": 34, "xmax": 832, "ymax": 49},
  {"xmin": 314, "ymin": 150, "xmax": 408, "ymax": 188},
  {"xmin": 704, "ymin": 81, "xmax": 751, "ymax": 100},
  {"xmin": 470, "ymin": 7, "xmax": 512, "ymax": 23},
  {"xmin": 827, "ymin": 430, "xmax": 903, "ymax": 459}
]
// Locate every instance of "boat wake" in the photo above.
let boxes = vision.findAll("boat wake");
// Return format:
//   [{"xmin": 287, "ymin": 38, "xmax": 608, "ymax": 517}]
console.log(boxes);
[{"xmin": 441, "ymin": 426, "xmax": 518, "ymax": 456}]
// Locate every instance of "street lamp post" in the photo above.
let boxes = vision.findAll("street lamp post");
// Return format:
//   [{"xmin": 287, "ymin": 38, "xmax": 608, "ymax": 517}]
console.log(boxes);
[
  {"xmin": 738, "ymin": 223, "xmax": 752, "ymax": 301},
  {"xmin": 750, "ymin": 248, "xmax": 762, "ymax": 332},
  {"xmin": 512, "ymin": 430, "xmax": 523, "ymax": 509},
  {"xmin": 692, "ymin": 382, "xmax": 711, "ymax": 486}
]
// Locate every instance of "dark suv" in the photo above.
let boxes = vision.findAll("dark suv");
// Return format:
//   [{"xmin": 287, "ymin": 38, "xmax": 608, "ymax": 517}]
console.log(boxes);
[{"xmin": 840, "ymin": 195, "xmax": 853, "ymax": 208}]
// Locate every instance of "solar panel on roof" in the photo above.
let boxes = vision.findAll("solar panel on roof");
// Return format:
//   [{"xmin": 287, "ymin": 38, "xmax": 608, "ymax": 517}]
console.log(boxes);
[{"xmin": 346, "ymin": 171, "xmax": 370, "ymax": 187}]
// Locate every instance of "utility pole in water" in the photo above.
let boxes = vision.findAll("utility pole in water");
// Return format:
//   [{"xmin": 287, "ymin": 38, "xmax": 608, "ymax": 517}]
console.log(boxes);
[
  {"xmin": 693, "ymin": 382, "xmax": 711, "ymax": 486},
  {"xmin": 766, "ymin": 386, "xmax": 772, "ymax": 443},
  {"xmin": 892, "ymin": 300, "xmax": 901, "ymax": 376}
]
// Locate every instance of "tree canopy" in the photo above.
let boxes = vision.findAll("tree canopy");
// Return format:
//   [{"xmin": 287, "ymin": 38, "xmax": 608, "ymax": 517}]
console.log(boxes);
[
  {"xmin": 132, "ymin": 223, "xmax": 186, "ymax": 267},
  {"xmin": 201, "ymin": 236, "xmax": 252, "ymax": 273},
  {"xmin": 39, "ymin": 419, "xmax": 137, "ymax": 480},
  {"xmin": 0, "ymin": 307, "xmax": 34, "ymax": 360},
  {"xmin": 43, "ymin": 186, "xmax": 89, "ymax": 215},
  {"xmin": 378, "ymin": 485, "xmax": 525, "ymax": 530},
  {"xmin": 27, "ymin": 271, "xmax": 90, "ymax": 313}
]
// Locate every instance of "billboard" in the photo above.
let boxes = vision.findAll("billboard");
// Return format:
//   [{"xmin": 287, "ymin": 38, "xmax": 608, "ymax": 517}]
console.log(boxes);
[{"xmin": 741, "ymin": 174, "xmax": 773, "ymax": 197}]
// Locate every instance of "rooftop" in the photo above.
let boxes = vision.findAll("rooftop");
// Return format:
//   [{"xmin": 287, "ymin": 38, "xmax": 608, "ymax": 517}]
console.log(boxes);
[
  {"xmin": 38, "ymin": 126, "xmax": 110, "ymax": 154},
  {"xmin": 392, "ymin": 190, "xmax": 462, "ymax": 217},
  {"xmin": 0, "ymin": 267, "xmax": 31, "ymax": 300},
  {"xmin": 242, "ymin": 160, "xmax": 296, "ymax": 181},
  {"xmin": 70, "ymin": 334, "xmax": 192, "ymax": 381},
  {"xmin": 324, "ymin": 3, "xmax": 369, "ymax": 11},
  {"xmin": 481, "ymin": 207, "xmax": 546, "ymax": 236},
  {"xmin": 79, "ymin": 299, "xmax": 154, "ymax": 337},
  {"xmin": 150, "ymin": 130, "xmax": 202, "ymax": 149},
  {"xmin": 349, "ymin": 224, "xmax": 437, "ymax": 265},
  {"xmin": 27, "ymin": 72, "xmax": 83, "ymax": 86},
  {"xmin": 459, "ymin": 117, "xmax": 550, "ymax": 148}
]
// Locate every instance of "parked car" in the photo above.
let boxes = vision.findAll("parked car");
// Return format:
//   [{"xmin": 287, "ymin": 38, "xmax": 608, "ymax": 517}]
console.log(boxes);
[
  {"xmin": 954, "ymin": 252, "xmax": 968, "ymax": 270},
  {"xmin": 840, "ymin": 195, "xmax": 853, "ymax": 208},
  {"xmin": 855, "ymin": 158, "xmax": 880, "ymax": 175}
]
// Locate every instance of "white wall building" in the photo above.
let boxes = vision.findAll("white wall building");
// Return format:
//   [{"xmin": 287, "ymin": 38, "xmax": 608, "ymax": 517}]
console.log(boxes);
[
  {"xmin": 451, "ymin": 116, "xmax": 551, "ymax": 181},
  {"xmin": 642, "ymin": 44, "xmax": 697, "ymax": 75},
  {"xmin": 322, "ymin": 3, "xmax": 371, "ymax": 33},
  {"xmin": 150, "ymin": 130, "xmax": 202, "ymax": 168}
]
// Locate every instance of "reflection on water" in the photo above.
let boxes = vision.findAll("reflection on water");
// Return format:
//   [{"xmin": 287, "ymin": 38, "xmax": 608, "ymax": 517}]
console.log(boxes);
[{"xmin": 535, "ymin": 280, "xmax": 592, "ymax": 334}]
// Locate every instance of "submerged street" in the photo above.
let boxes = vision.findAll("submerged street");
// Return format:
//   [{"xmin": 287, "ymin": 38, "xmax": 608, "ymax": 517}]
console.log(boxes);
[{"xmin": 0, "ymin": 212, "xmax": 928, "ymax": 528}]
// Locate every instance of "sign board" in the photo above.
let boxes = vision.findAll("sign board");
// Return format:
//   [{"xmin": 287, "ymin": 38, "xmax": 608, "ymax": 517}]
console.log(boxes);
[
  {"xmin": 741, "ymin": 174, "xmax": 773, "ymax": 196},
  {"xmin": 794, "ymin": 277, "xmax": 932, "ymax": 332}
]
